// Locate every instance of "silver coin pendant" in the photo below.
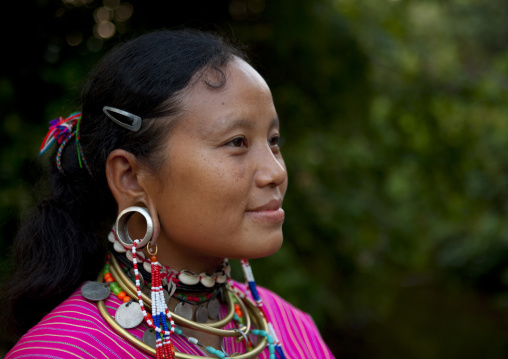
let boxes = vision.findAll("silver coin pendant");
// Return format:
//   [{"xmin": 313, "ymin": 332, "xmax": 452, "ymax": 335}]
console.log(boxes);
[
  {"xmin": 196, "ymin": 304, "xmax": 209, "ymax": 323},
  {"xmin": 115, "ymin": 301, "xmax": 144, "ymax": 329},
  {"xmin": 207, "ymin": 298, "xmax": 220, "ymax": 320},
  {"xmin": 174, "ymin": 302, "xmax": 193, "ymax": 320},
  {"xmin": 142, "ymin": 328, "xmax": 156, "ymax": 349},
  {"xmin": 81, "ymin": 281, "xmax": 111, "ymax": 301}
]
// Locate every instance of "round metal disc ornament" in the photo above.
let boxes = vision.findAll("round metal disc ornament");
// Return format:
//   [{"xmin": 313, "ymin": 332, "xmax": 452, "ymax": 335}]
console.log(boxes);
[
  {"xmin": 174, "ymin": 302, "xmax": 193, "ymax": 320},
  {"xmin": 142, "ymin": 328, "xmax": 157, "ymax": 348},
  {"xmin": 208, "ymin": 298, "xmax": 220, "ymax": 320},
  {"xmin": 196, "ymin": 304, "xmax": 209, "ymax": 323},
  {"xmin": 115, "ymin": 301, "xmax": 144, "ymax": 329},
  {"xmin": 115, "ymin": 206, "xmax": 153, "ymax": 248},
  {"xmin": 81, "ymin": 281, "xmax": 111, "ymax": 301}
]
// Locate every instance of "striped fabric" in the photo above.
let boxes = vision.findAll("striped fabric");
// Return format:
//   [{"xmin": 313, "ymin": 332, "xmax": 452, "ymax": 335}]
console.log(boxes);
[{"xmin": 6, "ymin": 281, "xmax": 334, "ymax": 358}]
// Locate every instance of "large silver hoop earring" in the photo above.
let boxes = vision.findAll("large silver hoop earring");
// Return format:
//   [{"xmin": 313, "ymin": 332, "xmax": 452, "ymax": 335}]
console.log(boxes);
[{"xmin": 115, "ymin": 206, "xmax": 153, "ymax": 248}]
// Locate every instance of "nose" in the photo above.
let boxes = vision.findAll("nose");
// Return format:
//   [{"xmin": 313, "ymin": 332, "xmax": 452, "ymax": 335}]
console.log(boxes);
[{"xmin": 254, "ymin": 147, "xmax": 287, "ymax": 188}]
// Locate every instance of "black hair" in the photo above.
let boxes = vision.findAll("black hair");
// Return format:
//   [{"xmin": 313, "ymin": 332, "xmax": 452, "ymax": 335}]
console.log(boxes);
[{"xmin": 1, "ymin": 28, "xmax": 246, "ymax": 338}]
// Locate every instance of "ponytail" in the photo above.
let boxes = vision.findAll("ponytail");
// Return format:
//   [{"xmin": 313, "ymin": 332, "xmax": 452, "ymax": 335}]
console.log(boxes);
[{"xmin": 1, "ymin": 143, "xmax": 115, "ymax": 338}]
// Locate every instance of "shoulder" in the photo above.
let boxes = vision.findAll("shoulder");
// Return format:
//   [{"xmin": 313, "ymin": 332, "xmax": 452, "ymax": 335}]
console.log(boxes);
[
  {"xmin": 5, "ymin": 283, "xmax": 150, "ymax": 359},
  {"xmin": 232, "ymin": 281, "xmax": 336, "ymax": 358}
]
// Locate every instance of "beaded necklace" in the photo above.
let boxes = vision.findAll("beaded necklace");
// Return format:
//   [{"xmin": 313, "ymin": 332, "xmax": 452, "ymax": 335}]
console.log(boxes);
[
  {"xmin": 117, "ymin": 258, "xmax": 221, "ymax": 307},
  {"xmin": 109, "ymin": 230, "xmax": 230, "ymax": 290}
]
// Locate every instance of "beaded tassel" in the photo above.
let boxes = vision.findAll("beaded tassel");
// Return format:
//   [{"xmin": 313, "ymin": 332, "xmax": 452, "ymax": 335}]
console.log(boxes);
[
  {"xmin": 132, "ymin": 240, "xmax": 175, "ymax": 358},
  {"xmin": 240, "ymin": 259, "xmax": 287, "ymax": 359}
]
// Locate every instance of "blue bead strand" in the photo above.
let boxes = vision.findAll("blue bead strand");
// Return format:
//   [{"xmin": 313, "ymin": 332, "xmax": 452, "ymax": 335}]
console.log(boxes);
[
  {"xmin": 241, "ymin": 259, "xmax": 288, "ymax": 359},
  {"xmin": 250, "ymin": 330, "xmax": 277, "ymax": 359},
  {"xmin": 205, "ymin": 346, "xmax": 228, "ymax": 358},
  {"xmin": 173, "ymin": 325, "xmax": 230, "ymax": 359}
]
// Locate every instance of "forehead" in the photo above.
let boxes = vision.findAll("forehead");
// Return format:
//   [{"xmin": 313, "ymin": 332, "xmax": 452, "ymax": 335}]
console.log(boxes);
[{"xmin": 177, "ymin": 58, "xmax": 275, "ymax": 134}]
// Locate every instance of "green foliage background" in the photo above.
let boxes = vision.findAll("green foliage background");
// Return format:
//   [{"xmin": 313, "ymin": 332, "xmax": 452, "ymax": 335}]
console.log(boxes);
[{"xmin": 2, "ymin": 0, "xmax": 508, "ymax": 357}]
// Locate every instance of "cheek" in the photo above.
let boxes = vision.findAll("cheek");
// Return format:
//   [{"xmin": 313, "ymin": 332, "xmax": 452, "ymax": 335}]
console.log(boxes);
[
  {"xmin": 167, "ymin": 156, "xmax": 249, "ymax": 217},
  {"xmin": 156, "ymin": 158, "xmax": 252, "ymax": 252},
  {"xmin": 206, "ymin": 162, "xmax": 249, "ymax": 214},
  {"xmin": 210, "ymin": 158, "xmax": 248, "ymax": 186}
]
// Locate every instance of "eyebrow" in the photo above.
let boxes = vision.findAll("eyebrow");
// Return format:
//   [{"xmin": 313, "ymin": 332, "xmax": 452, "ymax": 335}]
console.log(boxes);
[
  {"xmin": 222, "ymin": 118, "xmax": 255, "ymax": 132},
  {"xmin": 200, "ymin": 115, "xmax": 280, "ymax": 137}
]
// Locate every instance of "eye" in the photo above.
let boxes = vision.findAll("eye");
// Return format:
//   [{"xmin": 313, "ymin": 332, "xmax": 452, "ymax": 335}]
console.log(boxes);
[
  {"xmin": 268, "ymin": 135, "xmax": 282, "ymax": 147},
  {"xmin": 225, "ymin": 136, "xmax": 248, "ymax": 148}
]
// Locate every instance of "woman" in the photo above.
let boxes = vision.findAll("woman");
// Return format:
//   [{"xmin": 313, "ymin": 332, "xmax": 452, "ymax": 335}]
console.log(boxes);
[{"xmin": 3, "ymin": 29, "xmax": 334, "ymax": 358}]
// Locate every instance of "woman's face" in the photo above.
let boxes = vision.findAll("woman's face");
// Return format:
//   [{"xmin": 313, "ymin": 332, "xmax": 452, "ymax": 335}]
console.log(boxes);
[{"xmin": 142, "ymin": 58, "xmax": 288, "ymax": 271}]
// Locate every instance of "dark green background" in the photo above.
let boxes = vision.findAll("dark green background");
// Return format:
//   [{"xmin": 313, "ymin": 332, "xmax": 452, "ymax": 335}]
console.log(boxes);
[{"xmin": 2, "ymin": 0, "xmax": 508, "ymax": 357}]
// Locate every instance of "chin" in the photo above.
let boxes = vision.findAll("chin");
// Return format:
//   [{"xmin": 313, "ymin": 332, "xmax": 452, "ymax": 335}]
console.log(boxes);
[{"xmin": 236, "ymin": 232, "xmax": 284, "ymax": 260}]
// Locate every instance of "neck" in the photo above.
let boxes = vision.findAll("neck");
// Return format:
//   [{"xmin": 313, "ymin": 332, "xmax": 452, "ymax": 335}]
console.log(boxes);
[{"xmin": 148, "ymin": 236, "xmax": 225, "ymax": 275}]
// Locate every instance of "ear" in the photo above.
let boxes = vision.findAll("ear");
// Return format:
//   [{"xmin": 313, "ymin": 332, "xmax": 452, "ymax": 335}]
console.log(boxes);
[
  {"xmin": 106, "ymin": 149, "xmax": 161, "ymax": 244},
  {"xmin": 106, "ymin": 149, "xmax": 144, "ymax": 209}
]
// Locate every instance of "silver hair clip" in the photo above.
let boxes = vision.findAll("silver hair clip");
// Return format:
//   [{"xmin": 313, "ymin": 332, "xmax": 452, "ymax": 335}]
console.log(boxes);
[{"xmin": 103, "ymin": 106, "xmax": 142, "ymax": 132}]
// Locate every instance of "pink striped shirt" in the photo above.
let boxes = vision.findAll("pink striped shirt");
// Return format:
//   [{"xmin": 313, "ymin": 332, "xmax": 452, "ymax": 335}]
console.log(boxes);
[{"xmin": 6, "ymin": 281, "xmax": 334, "ymax": 358}]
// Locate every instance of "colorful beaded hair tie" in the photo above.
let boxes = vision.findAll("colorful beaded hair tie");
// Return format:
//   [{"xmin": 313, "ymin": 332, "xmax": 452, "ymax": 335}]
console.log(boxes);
[{"xmin": 39, "ymin": 112, "xmax": 93, "ymax": 177}]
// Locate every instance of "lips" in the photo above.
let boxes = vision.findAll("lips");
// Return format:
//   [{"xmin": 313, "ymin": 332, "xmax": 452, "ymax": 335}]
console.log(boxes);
[
  {"xmin": 246, "ymin": 198, "xmax": 283, "ymax": 212},
  {"xmin": 245, "ymin": 198, "xmax": 285, "ymax": 223}
]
